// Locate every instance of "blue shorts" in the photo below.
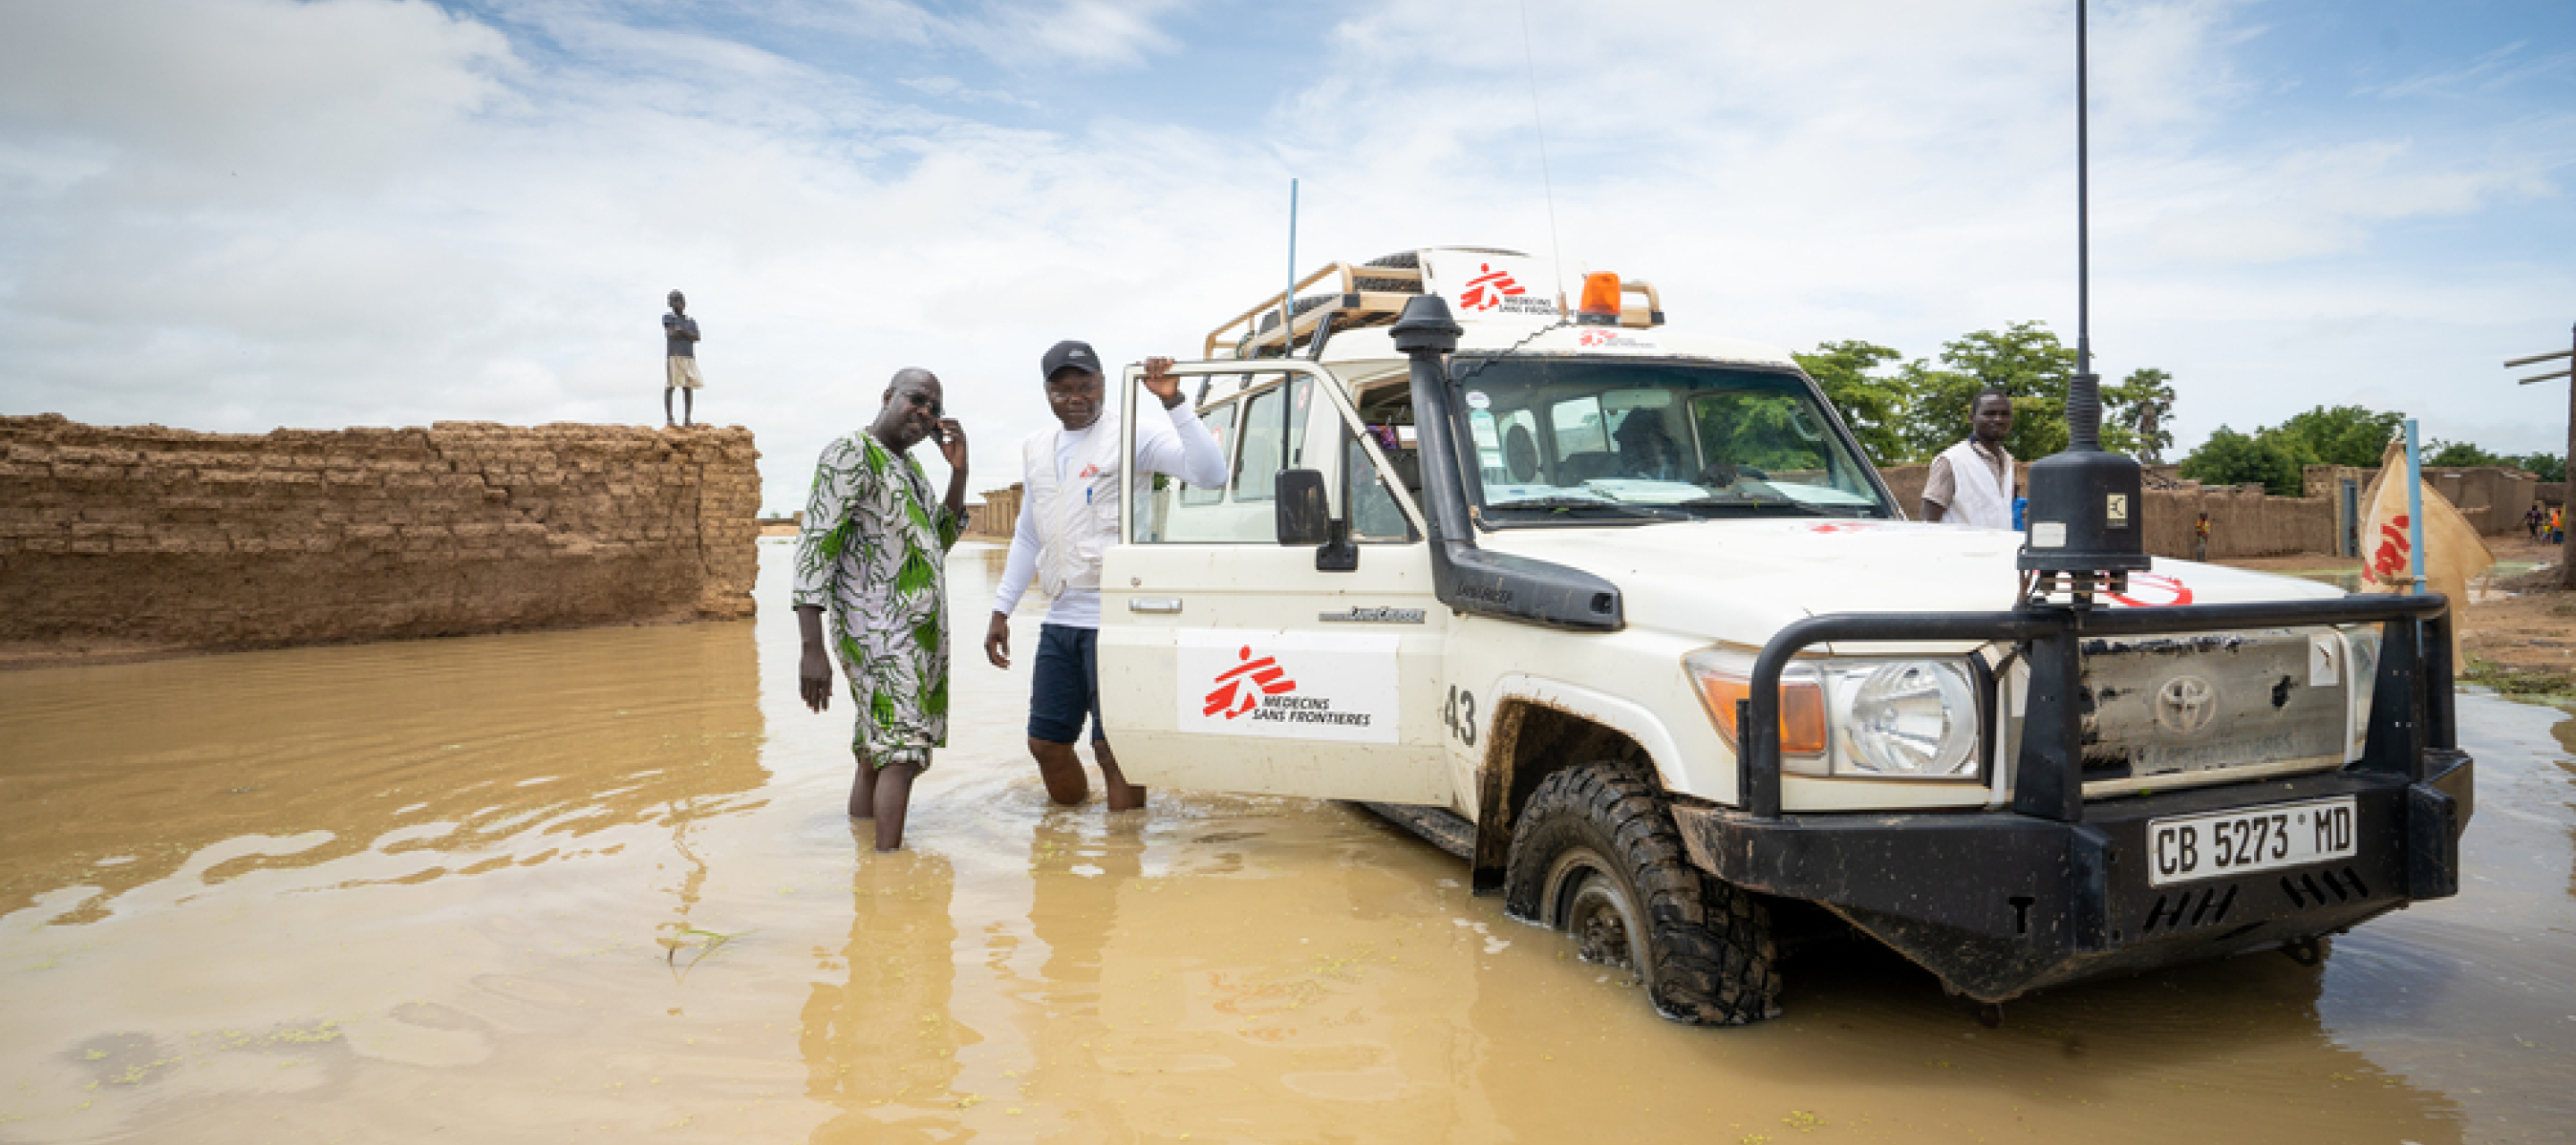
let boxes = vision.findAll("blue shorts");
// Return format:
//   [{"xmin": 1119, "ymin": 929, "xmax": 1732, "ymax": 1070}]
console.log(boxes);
[{"xmin": 1028, "ymin": 623, "xmax": 1107, "ymax": 745}]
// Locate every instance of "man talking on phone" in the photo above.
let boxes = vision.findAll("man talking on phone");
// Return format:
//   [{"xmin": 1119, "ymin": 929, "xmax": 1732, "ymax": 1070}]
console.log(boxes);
[
  {"xmin": 792, "ymin": 368, "xmax": 968, "ymax": 851},
  {"xmin": 986, "ymin": 342, "xmax": 1226, "ymax": 811}
]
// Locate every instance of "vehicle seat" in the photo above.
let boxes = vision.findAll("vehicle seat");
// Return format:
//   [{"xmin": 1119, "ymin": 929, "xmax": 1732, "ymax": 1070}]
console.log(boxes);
[{"xmin": 1558, "ymin": 451, "xmax": 1614, "ymax": 484}]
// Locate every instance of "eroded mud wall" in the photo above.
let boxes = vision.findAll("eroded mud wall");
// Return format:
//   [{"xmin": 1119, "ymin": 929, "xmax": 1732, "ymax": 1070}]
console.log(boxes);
[
  {"xmin": 1879, "ymin": 459, "xmax": 2334, "ymax": 559},
  {"xmin": 0, "ymin": 415, "xmax": 758, "ymax": 660}
]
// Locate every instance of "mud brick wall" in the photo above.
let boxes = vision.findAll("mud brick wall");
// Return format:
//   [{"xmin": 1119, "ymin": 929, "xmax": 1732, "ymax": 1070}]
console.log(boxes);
[
  {"xmin": 0, "ymin": 415, "xmax": 759, "ymax": 658},
  {"xmin": 2140, "ymin": 486, "xmax": 2335, "ymax": 560},
  {"xmin": 1879, "ymin": 460, "xmax": 2334, "ymax": 559},
  {"xmin": 2306, "ymin": 464, "xmax": 2538, "ymax": 540}
]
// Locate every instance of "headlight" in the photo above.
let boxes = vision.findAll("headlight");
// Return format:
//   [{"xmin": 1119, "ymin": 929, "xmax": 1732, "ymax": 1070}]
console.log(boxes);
[
  {"xmin": 1685, "ymin": 649, "xmax": 1982, "ymax": 781},
  {"xmin": 1823, "ymin": 660, "xmax": 1979, "ymax": 776}
]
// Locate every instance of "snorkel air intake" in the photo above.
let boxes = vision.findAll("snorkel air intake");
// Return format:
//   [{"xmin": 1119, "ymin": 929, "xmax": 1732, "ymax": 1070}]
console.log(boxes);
[{"xmin": 1394, "ymin": 295, "xmax": 1623, "ymax": 631}]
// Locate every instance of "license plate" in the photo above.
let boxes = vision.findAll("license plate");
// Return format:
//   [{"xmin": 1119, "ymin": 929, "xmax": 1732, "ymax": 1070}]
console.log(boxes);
[{"xmin": 2147, "ymin": 797, "xmax": 2356, "ymax": 888}]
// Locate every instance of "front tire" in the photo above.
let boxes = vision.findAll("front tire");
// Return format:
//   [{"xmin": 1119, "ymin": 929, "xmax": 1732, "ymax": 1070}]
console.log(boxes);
[{"xmin": 1504, "ymin": 762, "xmax": 1782, "ymax": 1025}]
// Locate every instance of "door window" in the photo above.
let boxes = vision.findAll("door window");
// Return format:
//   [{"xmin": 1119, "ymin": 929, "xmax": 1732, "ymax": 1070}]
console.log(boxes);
[
  {"xmin": 1179, "ymin": 405, "xmax": 1233, "ymax": 508},
  {"xmin": 1233, "ymin": 378, "xmax": 1310, "ymax": 503},
  {"xmin": 1345, "ymin": 428, "xmax": 1420, "ymax": 544}
]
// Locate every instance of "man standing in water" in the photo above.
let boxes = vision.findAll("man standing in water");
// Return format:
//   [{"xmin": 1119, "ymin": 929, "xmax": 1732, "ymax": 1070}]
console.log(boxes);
[
  {"xmin": 793, "ymin": 369, "xmax": 968, "ymax": 851},
  {"xmin": 986, "ymin": 343, "xmax": 1225, "ymax": 811},
  {"xmin": 1921, "ymin": 387, "xmax": 2016, "ymax": 529},
  {"xmin": 664, "ymin": 290, "xmax": 703, "ymax": 428}
]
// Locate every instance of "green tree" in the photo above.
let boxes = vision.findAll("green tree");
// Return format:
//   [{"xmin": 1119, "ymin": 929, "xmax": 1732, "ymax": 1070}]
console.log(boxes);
[
  {"xmin": 2515, "ymin": 452, "xmax": 2567, "ymax": 482},
  {"xmin": 2422, "ymin": 438, "xmax": 2506, "ymax": 467},
  {"xmin": 1896, "ymin": 321, "xmax": 2072, "ymax": 462},
  {"xmin": 2180, "ymin": 426, "xmax": 2303, "ymax": 495},
  {"xmin": 2260, "ymin": 405, "xmax": 2403, "ymax": 469},
  {"xmin": 2102, "ymin": 368, "xmax": 2177, "ymax": 462},
  {"xmin": 1794, "ymin": 340, "xmax": 1911, "ymax": 465}
]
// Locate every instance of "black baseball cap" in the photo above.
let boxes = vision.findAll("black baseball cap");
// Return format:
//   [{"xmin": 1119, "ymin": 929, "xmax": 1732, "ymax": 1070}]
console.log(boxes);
[{"xmin": 1040, "ymin": 340, "xmax": 1102, "ymax": 381}]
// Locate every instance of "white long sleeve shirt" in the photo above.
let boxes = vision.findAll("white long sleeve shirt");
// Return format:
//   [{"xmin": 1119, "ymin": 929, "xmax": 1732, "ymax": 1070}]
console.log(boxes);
[{"xmin": 993, "ymin": 398, "xmax": 1227, "ymax": 629}]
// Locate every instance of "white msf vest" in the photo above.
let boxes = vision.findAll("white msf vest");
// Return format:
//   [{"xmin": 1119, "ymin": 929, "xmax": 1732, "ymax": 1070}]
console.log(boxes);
[
  {"xmin": 1936, "ymin": 438, "xmax": 2012, "ymax": 530},
  {"xmin": 1023, "ymin": 412, "xmax": 1129, "ymax": 598}
]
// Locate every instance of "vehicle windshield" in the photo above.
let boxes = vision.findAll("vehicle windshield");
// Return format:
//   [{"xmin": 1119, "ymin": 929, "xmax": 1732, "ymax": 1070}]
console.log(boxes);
[{"xmin": 1450, "ymin": 359, "xmax": 1892, "ymax": 524}]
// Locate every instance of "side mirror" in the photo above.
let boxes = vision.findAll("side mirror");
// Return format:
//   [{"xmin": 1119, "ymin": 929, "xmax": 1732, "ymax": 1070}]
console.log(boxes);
[{"xmin": 1276, "ymin": 469, "xmax": 1332, "ymax": 547}]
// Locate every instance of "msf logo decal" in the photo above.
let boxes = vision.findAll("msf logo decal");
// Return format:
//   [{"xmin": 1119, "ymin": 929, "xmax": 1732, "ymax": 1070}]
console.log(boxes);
[
  {"xmin": 1205, "ymin": 646, "xmax": 1296, "ymax": 718},
  {"xmin": 1455, "ymin": 263, "xmax": 1526, "ymax": 312},
  {"xmin": 1200, "ymin": 645, "xmax": 1376, "ymax": 729}
]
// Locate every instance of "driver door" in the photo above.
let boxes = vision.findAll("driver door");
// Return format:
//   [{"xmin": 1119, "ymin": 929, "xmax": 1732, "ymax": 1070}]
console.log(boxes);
[{"xmin": 1097, "ymin": 362, "xmax": 1454, "ymax": 807}]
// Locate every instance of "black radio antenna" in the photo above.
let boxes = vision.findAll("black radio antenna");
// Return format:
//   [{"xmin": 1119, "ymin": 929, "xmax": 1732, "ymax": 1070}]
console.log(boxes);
[{"xmin": 2015, "ymin": 0, "xmax": 2148, "ymax": 603}]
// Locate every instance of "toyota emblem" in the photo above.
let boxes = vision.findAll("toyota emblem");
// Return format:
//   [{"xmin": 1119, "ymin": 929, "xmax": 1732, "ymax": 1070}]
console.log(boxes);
[{"xmin": 2153, "ymin": 675, "xmax": 2216, "ymax": 735}]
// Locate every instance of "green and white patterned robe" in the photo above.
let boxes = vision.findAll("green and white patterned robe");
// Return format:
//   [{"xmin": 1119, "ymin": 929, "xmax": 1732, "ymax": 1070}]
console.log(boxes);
[{"xmin": 791, "ymin": 432, "xmax": 965, "ymax": 768}]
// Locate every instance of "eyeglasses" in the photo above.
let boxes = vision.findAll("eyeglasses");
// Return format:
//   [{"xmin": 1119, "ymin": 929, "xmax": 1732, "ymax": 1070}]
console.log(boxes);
[{"xmin": 906, "ymin": 392, "xmax": 944, "ymax": 417}]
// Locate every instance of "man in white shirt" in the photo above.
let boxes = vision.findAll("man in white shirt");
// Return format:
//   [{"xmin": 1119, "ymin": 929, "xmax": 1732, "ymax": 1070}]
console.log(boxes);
[
  {"xmin": 1921, "ymin": 388, "xmax": 2016, "ymax": 529},
  {"xmin": 985, "ymin": 341, "xmax": 1227, "ymax": 810}
]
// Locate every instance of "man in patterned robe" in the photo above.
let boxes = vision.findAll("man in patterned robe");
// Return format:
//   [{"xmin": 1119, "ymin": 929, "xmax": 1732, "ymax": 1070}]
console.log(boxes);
[{"xmin": 792, "ymin": 368, "xmax": 969, "ymax": 851}]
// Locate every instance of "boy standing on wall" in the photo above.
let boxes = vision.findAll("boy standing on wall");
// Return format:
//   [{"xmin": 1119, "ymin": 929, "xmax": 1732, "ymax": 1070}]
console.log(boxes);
[
  {"xmin": 664, "ymin": 291, "xmax": 703, "ymax": 428},
  {"xmin": 793, "ymin": 369, "xmax": 968, "ymax": 852},
  {"xmin": 984, "ymin": 343, "xmax": 1226, "ymax": 811}
]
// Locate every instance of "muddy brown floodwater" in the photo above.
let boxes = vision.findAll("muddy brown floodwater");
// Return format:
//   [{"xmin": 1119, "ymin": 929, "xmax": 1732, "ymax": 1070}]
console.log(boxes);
[{"xmin": 4, "ymin": 540, "xmax": 2572, "ymax": 1143}]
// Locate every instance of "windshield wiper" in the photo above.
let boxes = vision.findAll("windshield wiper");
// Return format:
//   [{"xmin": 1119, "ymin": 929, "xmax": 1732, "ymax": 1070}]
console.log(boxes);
[
  {"xmin": 1672, "ymin": 495, "xmax": 1848, "ymax": 517},
  {"xmin": 1487, "ymin": 496, "xmax": 1690, "ymax": 521}
]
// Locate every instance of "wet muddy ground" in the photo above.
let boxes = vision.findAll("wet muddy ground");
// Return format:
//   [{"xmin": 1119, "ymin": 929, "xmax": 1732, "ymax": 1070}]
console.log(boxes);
[{"xmin": 4, "ymin": 541, "xmax": 2572, "ymax": 1143}]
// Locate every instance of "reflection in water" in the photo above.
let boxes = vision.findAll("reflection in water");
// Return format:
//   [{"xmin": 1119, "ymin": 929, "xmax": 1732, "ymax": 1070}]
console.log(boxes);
[
  {"xmin": 801, "ymin": 849, "xmax": 970, "ymax": 1143},
  {"xmin": 1013, "ymin": 812, "xmax": 1144, "ymax": 1139},
  {"xmin": 2547, "ymin": 715, "xmax": 2576, "ymax": 902},
  {"xmin": 0, "ymin": 623, "xmax": 767, "ymax": 924},
  {"xmin": 0, "ymin": 541, "xmax": 2568, "ymax": 1144}
]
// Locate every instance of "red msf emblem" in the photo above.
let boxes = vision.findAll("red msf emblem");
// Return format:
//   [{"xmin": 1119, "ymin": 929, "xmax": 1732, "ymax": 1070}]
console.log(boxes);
[
  {"xmin": 1204, "ymin": 646, "xmax": 1297, "ymax": 719},
  {"xmin": 1076, "ymin": 463, "xmax": 1101, "ymax": 480},
  {"xmin": 1456, "ymin": 263, "xmax": 1524, "ymax": 312},
  {"xmin": 2365, "ymin": 514, "xmax": 2411, "ymax": 586}
]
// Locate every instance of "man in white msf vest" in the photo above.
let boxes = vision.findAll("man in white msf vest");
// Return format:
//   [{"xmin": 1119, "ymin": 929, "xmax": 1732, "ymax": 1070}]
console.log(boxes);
[
  {"xmin": 1921, "ymin": 387, "xmax": 2017, "ymax": 529},
  {"xmin": 986, "ymin": 341, "xmax": 1226, "ymax": 810}
]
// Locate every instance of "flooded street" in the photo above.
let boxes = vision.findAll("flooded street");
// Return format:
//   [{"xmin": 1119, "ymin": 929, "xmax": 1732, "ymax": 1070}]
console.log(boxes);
[{"xmin": 4, "ymin": 541, "xmax": 2572, "ymax": 1144}]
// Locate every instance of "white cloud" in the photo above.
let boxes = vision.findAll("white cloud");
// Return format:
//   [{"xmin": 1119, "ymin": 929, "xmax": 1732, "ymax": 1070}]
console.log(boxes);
[
  {"xmin": 0, "ymin": 0, "xmax": 511, "ymax": 187},
  {"xmin": 2, "ymin": 0, "xmax": 2569, "ymax": 521}
]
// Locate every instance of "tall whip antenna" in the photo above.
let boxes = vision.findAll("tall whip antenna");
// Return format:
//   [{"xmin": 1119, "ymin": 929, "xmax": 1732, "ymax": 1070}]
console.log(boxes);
[
  {"xmin": 2014, "ymin": 0, "xmax": 2148, "ymax": 603},
  {"xmin": 1517, "ymin": 0, "xmax": 1566, "ymax": 308},
  {"xmin": 1282, "ymin": 178, "xmax": 1299, "ymax": 356},
  {"xmin": 2071, "ymin": 0, "xmax": 2098, "ymax": 448}
]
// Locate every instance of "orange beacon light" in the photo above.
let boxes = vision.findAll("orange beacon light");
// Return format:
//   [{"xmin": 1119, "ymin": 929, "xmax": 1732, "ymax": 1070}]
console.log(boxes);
[{"xmin": 1576, "ymin": 272, "xmax": 1622, "ymax": 326}]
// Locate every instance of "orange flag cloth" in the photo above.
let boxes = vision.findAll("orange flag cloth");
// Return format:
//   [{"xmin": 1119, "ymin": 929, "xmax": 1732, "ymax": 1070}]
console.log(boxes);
[{"xmin": 2357, "ymin": 438, "xmax": 2492, "ymax": 660}]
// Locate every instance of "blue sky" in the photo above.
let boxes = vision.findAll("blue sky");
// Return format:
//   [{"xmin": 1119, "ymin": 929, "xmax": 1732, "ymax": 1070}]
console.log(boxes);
[{"xmin": 4, "ymin": 0, "xmax": 2571, "ymax": 514}]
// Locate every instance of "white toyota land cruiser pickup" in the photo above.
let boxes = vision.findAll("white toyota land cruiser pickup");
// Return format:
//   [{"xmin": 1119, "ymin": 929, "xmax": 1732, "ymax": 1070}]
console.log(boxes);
[{"xmin": 1090, "ymin": 248, "xmax": 2472, "ymax": 1025}]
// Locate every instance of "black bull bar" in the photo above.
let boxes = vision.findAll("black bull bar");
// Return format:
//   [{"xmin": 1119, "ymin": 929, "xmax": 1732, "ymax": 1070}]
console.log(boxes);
[{"xmin": 1674, "ymin": 594, "xmax": 2472, "ymax": 1003}]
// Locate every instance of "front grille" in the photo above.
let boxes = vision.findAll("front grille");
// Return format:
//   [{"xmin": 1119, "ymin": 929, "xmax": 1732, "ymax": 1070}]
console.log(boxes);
[
  {"xmin": 2140, "ymin": 884, "xmax": 2238, "ymax": 934},
  {"xmin": 2075, "ymin": 628, "xmax": 2350, "ymax": 785},
  {"xmin": 2281, "ymin": 866, "xmax": 2371, "ymax": 908}
]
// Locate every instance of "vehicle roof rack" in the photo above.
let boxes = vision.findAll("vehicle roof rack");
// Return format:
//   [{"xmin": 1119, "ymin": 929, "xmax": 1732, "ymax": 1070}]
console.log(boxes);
[
  {"xmin": 1203, "ymin": 259, "xmax": 1426, "ymax": 360},
  {"xmin": 1203, "ymin": 250, "xmax": 1665, "ymax": 360}
]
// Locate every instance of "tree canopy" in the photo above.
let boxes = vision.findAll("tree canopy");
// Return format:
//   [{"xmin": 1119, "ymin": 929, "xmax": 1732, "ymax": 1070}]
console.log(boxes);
[
  {"xmin": 1894, "ymin": 321, "xmax": 2073, "ymax": 462},
  {"xmin": 1788, "ymin": 328, "xmax": 2541, "ymax": 492},
  {"xmin": 2178, "ymin": 426, "xmax": 2304, "ymax": 495},
  {"xmin": 1792, "ymin": 341, "xmax": 1909, "ymax": 466},
  {"xmin": 2262, "ymin": 405, "xmax": 2404, "ymax": 469},
  {"xmin": 2103, "ymin": 368, "xmax": 2176, "ymax": 463}
]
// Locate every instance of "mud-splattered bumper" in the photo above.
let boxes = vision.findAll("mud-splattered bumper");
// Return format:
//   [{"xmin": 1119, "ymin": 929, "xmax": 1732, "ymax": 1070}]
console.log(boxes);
[
  {"xmin": 1672, "ymin": 750, "xmax": 2470, "ymax": 1002},
  {"xmin": 1703, "ymin": 594, "xmax": 2470, "ymax": 1004}
]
